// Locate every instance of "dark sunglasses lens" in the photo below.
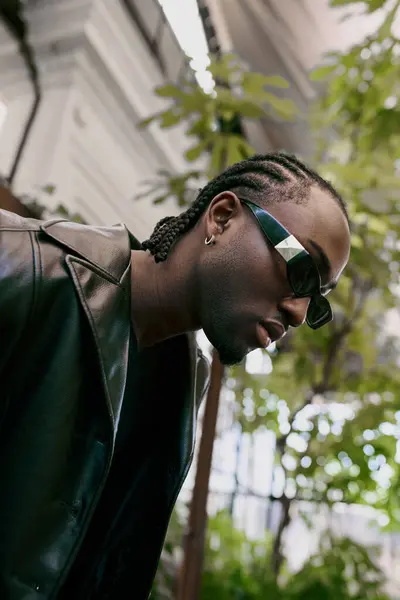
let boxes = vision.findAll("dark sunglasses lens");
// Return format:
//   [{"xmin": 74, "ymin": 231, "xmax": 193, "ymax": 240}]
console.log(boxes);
[
  {"xmin": 288, "ymin": 255, "xmax": 321, "ymax": 297},
  {"xmin": 306, "ymin": 296, "xmax": 332, "ymax": 329}
]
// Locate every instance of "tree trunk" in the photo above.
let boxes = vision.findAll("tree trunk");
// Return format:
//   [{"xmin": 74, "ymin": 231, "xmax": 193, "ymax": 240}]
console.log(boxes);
[
  {"xmin": 176, "ymin": 350, "xmax": 224, "ymax": 600},
  {"xmin": 271, "ymin": 494, "xmax": 292, "ymax": 576}
]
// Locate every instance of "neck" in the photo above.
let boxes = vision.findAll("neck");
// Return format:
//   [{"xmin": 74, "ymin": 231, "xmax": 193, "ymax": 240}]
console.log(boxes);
[{"xmin": 130, "ymin": 246, "xmax": 200, "ymax": 348}]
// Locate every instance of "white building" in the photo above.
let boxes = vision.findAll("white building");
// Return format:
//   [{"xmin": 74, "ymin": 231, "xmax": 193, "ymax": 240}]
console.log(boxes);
[{"xmin": 0, "ymin": 0, "xmax": 195, "ymax": 239}]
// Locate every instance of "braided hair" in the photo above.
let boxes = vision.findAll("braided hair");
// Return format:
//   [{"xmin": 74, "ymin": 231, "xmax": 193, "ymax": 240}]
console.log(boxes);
[{"xmin": 142, "ymin": 152, "xmax": 348, "ymax": 263}]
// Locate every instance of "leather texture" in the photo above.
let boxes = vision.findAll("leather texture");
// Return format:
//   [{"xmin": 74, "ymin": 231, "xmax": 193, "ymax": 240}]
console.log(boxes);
[{"xmin": 0, "ymin": 209, "xmax": 209, "ymax": 599}]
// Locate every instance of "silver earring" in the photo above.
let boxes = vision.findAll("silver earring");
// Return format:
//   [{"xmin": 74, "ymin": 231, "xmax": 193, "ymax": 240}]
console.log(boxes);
[{"xmin": 205, "ymin": 234, "xmax": 215, "ymax": 246}]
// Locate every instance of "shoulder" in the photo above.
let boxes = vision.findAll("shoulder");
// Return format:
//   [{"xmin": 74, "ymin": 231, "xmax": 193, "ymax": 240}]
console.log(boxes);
[
  {"xmin": 0, "ymin": 208, "xmax": 140, "ymax": 284},
  {"xmin": 0, "ymin": 208, "xmax": 41, "ymax": 232},
  {"xmin": 40, "ymin": 218, "xmax": 138, "ymax": 283}
]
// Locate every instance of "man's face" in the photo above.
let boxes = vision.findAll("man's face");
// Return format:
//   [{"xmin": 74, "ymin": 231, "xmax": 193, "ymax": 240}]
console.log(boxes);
[{"xmin": 196, "ymin": 188, "xmax": 351, "ymax": 366}]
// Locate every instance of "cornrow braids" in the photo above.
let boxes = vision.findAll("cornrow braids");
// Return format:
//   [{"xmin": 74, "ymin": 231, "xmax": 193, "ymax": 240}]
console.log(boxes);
[{"xmin": 142, "ymin": 151, "xmax": 348, "ymax": 263}]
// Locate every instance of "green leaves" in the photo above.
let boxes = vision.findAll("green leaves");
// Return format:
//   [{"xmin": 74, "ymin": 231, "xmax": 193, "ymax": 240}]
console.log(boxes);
[
  {"xmin": 154, "ymin": 83, "xmax": 186, "ymax": 98},
  {"xmin": 309, "ymin": 63, "xmax": 337, "ymax": 82},
  {"xmin": 242, "ymin": 71, "xmax": 289, "ymax": 92},
  {"xmin": 330, "ymin": 0, "xmax": 389, "ymax": 11},
  {"xmin": 134, "ymin": 169, "xmax": 203, "ymax": 207},
  {"xmin": 197, "ymin": 511, "xmax": 389, "ymax": 600},
  {"xmin": 311, "ymin": 1, "xmax": 400, "ymax": 156},
  {"xmin": 202, "ymin": 511, "xmax": 278, "ymax": 599},
  {"xmin": 185, "ymin": 139, "xmax": 210, "ymax": 162},
  {"xmin": 288, "ymin": 534, "xmax": 388, "ymax": 599},
  {"xmin": 137, "ymin": 51, "xmax": 297, "ymax": 194},
  {"xmin": 41, "ymin": 183, "xmax": 56, "ymax": 195},
  {"xmin": 159, "ymin": 111, "xmax": 181, "ymax": 128},
  {"xmin": 137, "ymin": 114, "xmax": 157, "ymax": 128},
  {"xmin": 262, "ymin": 92, "xmax": 297, "ymax": 120}
]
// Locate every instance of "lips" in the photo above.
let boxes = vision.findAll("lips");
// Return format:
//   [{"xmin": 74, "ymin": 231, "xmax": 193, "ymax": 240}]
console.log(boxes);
[
  {"xmin": 262, "ymin": 319, "xmax": 286, "ymax": 343},
  {"xmin": 256, "ymin": 323, "xmax": 271, "ymax": 348}
]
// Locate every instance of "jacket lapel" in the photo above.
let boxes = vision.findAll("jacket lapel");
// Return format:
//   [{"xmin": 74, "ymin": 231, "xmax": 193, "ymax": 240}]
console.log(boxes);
[
  {"xmin": 66, "ymin": 256, "xmax": 131, "ymax": 431},
  {"xmin": 41, "ymin": 220, "xmax": 133, "ymax": 434}
]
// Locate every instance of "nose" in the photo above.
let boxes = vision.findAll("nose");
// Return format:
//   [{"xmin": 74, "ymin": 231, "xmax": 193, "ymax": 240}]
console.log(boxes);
[{"xmin": 278, "ymin": 296, "xmax": 310, "ymax": 328}]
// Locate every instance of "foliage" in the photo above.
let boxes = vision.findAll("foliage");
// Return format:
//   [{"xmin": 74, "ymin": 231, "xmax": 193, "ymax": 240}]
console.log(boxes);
[
  {"xmin": 201, "ymin": 512, "xmax": 278, "ymax": 600},
  {"xmin": 329, "ymin": 0, "xmax": 393, "ymax": 14},
  {"xmin": 199, "ymin": 511, "xmax": 389, "ymax": 600},
  {"xmin": 285, "ymin": 532, "xmax": 390, "ymax": 600},
  {"xmin": 136, "ymin": 51, "xmax": 297, "ymax": 203}
]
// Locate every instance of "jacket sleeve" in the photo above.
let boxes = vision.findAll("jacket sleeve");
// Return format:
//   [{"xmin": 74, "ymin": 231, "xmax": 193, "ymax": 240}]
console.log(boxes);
[{"xmin": 0, "ymin": 211, "xmax": 36, "ymax": 418}]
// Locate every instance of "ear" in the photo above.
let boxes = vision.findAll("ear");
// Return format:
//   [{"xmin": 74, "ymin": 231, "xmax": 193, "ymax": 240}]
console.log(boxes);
[{"xmin": 204, "ymin": 191, "xmax": 242, "ymax": 239}]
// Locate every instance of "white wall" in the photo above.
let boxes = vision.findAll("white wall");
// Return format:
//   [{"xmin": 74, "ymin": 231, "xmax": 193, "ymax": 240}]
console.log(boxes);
[{"xmin": 0, "ymin": 0, "xmax": 195, "ymax": 239}]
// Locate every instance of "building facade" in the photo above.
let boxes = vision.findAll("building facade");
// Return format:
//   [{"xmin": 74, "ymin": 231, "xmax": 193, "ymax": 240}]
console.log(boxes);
[{"xmin": 0, "ymin": 0, "xmax": 193, "ymax": 239}]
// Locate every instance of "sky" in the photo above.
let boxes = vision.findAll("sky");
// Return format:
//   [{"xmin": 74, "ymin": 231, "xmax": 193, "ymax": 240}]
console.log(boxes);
[{"xmin": 157, "ymin": 0, "xmax": 214, "ymax": 93}]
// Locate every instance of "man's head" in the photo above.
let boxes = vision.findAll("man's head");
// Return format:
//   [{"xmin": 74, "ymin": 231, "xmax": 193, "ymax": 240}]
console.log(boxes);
[{"xmin": 142, "ymin": 152, "xmax": 351, "ymax": 365}]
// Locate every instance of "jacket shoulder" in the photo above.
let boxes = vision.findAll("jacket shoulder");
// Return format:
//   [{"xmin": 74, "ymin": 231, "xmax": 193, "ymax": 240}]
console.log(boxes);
[
  {"xmin": 0, "ymin": 208, "xmax": 41, "ymax": 231},
  {"xmin": 41, "ymin": 219, "xmax": 135, "ymax": 283}
]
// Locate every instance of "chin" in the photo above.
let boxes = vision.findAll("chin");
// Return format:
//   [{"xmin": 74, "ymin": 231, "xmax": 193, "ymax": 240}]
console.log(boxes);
[
  {"xmin": 218, "ymin": 352, "xmax": 244, "ymax": 367},
  {"xmin": 213, "ymin": 338, "xmax": 248, "ymax": 366},
  {"xmin": 203, "ymin": 319, "xmax": 248, "ymax": 366}
]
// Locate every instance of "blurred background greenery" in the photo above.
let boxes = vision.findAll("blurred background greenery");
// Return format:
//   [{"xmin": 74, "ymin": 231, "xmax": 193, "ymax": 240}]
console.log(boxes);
[{"xmin": 137, "ymin": 0, "xmax": 400, "ymax": 598}]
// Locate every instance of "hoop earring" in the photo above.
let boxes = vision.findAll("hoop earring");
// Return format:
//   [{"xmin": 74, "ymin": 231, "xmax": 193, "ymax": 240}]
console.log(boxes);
[{"xmin": 204, "ymin": 234, "xmax": 215, "ymax": 246}]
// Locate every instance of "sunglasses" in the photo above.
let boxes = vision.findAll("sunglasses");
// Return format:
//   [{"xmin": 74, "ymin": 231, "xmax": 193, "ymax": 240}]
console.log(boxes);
[{"xmin": 240, "ymin": 199, "xmax": 332, "ymax": 330}]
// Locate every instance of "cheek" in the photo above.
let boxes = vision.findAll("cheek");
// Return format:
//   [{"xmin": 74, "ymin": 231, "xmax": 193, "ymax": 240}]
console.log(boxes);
[{"xmin": 229, "ymin": 241, "xmax": 289, "ymax": 308}]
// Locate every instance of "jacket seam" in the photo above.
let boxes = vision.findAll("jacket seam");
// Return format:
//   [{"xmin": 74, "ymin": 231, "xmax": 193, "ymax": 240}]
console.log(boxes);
[
  {"xmin": 0, "ymin": 226, "xmax": 40, "ymax": 232},
  {"xmin": 27, "ymin": 231, "xmax": 41, "ymax": 326}
]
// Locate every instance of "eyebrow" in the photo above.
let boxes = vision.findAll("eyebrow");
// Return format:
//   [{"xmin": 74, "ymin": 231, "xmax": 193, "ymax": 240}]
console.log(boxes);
[{"xmin": 308, "ymin": 239, "xmax": 337, "ymax": 291}]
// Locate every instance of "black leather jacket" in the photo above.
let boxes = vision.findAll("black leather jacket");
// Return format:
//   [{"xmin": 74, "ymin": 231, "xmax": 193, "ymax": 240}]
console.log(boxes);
[{"xmin": 0, "ymin": 209, "xmax": 209, "ymax": 599}]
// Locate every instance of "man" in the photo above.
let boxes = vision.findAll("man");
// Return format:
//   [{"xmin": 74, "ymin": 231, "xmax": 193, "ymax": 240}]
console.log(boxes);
[{"xmin": 0, "ymin": 153, "xmax": 350, "ymax": 599}]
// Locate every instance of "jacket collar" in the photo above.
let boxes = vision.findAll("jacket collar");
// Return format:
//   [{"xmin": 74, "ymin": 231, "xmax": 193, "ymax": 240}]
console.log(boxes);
[{"xmin": 41, "ymin": 219, "xmax": 133, "ymax": 282}]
